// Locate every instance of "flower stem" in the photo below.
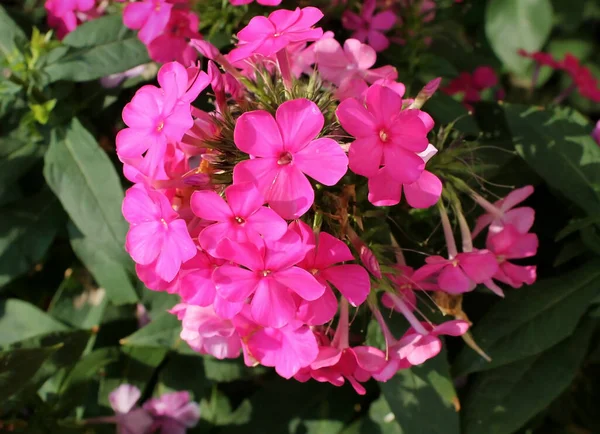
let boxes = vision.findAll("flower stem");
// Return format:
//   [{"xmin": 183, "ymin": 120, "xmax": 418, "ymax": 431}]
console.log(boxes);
[
  {"xmin": 437, "ymin": 201, "xmax": 458, "ymax": 259},
  {"xmin": 553, "ymin": 82, "xmax": 577, "ymax": 105},
  {"xmin": 388, "ymin": 294, "xmax": 429, "ymax": 335},
  {"xmin": 332, "ymin": 298, "xmax": 350, "ymax": 349}
]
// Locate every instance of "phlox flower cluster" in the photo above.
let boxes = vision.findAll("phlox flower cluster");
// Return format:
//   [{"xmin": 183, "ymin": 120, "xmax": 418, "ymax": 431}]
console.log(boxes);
[
  {"xmin": 45, "ymin": 0, "xmax": 102, "ymax": 39},
  {"xmin": 117, "ymin": 5, "xmax": 538, "ymax": 393},
  {"xmin": 442, "ymin": 65, "xmax": 503, "ymax": 108}
]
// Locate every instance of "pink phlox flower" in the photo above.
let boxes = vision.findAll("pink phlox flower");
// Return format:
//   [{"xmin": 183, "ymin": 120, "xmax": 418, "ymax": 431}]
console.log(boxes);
[
  {"xmin": 443, "ymin": 66, "xmax": 500, "ymax": 106},
  {"xmin": 288, "ymin": 31, "xmax": 334, "ymax": 78},
  {"xmin": 45, "ymin": 0, "xmax": 96, "ymax": 38},
  {"xmin": 247, "ymin": 320, "xmax": 319, "ymax": 379},
  {"xmin": 412, "ymin": 250, "xmax": 499, "ymax": 294},
  {"xmin": 472, "ymin": 185, "xmax": 535, "ymax": 238},
  {"xmin": 109, "ymin": 385, "xmax": 154, "ymax": 434},
  {"xmin": 342, "ymin": 0, "xmax": 397, "ymax": 52},
  {"xmin": 123, "ymin": 0, "xmax": 173, "ymax": 44},
  {"xmin": 143, "ymin": 390, "xmax": 201, "ymax": 432},
  {"xmin": 229, "ymin": 7, "xmax": 324, "ymax": 62},
  {"xmin": 337, "ymin": 84, "xmax": 430, "ymax": 184},
  {"xmin": 367, "ymin": 143, "xmax": 442, "ymax": 207},
  {"xmin": 191, "ymin": 181, "xmax": 288, "ymax": 255},
  {"xmin": 485, "ymin": 224, "xmax": 538, "ymax": 291},
  {"xmin": 148, "ymin": 9, "xmax": 201, "ymax": 66},
  {"xmin": 171, "ymin": 303, "xmax": 242, "ymax": 359},
  {"xmin": 233, "ymin": 99, "xmax": 348, "ymax": 219},
  {"xmin": 394, "ymin": 320, "xmax": 469, "ymax": 366},
  {"xmin": 123, "ymin": 184, "xmax": 197, "ymax": 282},
  {"xmin": 314, "ymin": 38, "xmax": 397, "ymax": 87},
  {"xmin": 213, "ymin": 229, "xmax": 326, "ymax": 328},
  {"xmin": 229, "ymin": 0, "xmax": 282, "ymax": 5}
]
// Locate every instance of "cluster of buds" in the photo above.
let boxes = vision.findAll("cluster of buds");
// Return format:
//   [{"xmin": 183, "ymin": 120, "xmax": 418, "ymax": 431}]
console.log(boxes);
[{"xmin": 116, "ymin": 6, "xmax": 538, "ymax": 393}]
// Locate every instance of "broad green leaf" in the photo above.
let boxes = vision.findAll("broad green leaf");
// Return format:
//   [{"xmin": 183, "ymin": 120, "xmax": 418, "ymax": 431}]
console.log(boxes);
[
  {"xmin": 504, "ymin": 104, "xmax": 600, "ymax": 216},
  {"xmin": 200, "ymin": 390, "xmax": 252, "ymax": 427},
  {"xmin": 552, "ymin": 0, "xmax": 586, "ymax": 31},
  {"xmin": 379, "ymin": 348, "xmax": 459, "ymax": 434},
  {"xmin": 462, "ymin": 319, "xmax": 595, "ymax": 434},
  {"xmin": 0, "ymin": 5, "xmax": 27, "ymax": 57},
  {"xmin": 158, "ymin": 353, "xmax": 207, "ymax": 400},
  {"xmin": 485, "ymin": 0, "xmax": 553, "ymax": 75},
  {"xmin": 0, "ymin": 190, "xmax": 63, "ymax": 287},
  {"xmin": 453, "ymin": 260, "xmax": 600, "ymax": 376},
  {"xmin": 121, "ymin": 312, "xmax": 192, "ymax": 353},
  {"xmin": 0, "ymin": 136, "xmax": 43, "ymax": 187},
  {"xmin": 0, "ymin": 299, "xmax": 68, "ymax": 346},
  {"xmin": 43, "ymin": 16, "xmax": 149, "ymax": 83},
  {"xmin": 365, "ymin": 395, "xmax": 403, "ymax": 434},
  {"xmin": 424, "ymin": 93, "xmax": 480, "ymax": 135},
  {"xmin": 68, "ymin": 222, "xmax": 138, "ymax": 305},
  {"xmin": 0, "ymin": 346, "xmax": 59, "ymax": 404},
  {"xmin": 203, "ymin": 357, "xmax": 266, "ymax": 383}
]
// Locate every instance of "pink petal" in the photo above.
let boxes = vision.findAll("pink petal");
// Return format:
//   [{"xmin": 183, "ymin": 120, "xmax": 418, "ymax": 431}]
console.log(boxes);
[
  {"xmin": 500, "ymin": 185, "xmax": 534, "ymax": 211},
  {"xmin": 382, "ymin": 147, "xmax": 425, "ymax": 184},
  {"xmin": 472, "ymin": 214, "xmax": 494, "ymax": 238},
  {"xmin": 123, "ymin": 2, "xmax": 152, "ymax": 30},
  {"xmin": 233, "ymin": 158, "xmax": 280, "ymax": 202},
  {"xmin": 348, "ymin": 136, "xmax": 383, "ymax": 178},
  {"xmin": 198, "ymin": 222, "xmax": 230, "ymax": 256},
  {"xmin": 368, "ymin": 168, "xmax": 402, "ymax": 206},
  {"xmin": 437, "ymin": 265, "xmax": 475, "ymax": 293},
  {"xmin": 109, "ymin": 384, "xmax": 141, "ymax": 414},
  {"xmin": 157, "ymin": 62, "xmax": 189, "ymax": 101},
  {"xmin": 407, "ymin": 335, "xmax": 442, "ymax": 365},
  {"xmin": 137, "ymin": 2, "xmax": 172, "ymax": 44},
  {"xmin": 190, "ymin": 190, "xmax": 232, "ymax": 221},
  {"xmin": 336, "ymin": 97, "xmax": 377, "ymax": 138},
  {"xmin": 126, "ymin": 222, "xmax": 164, "ymax": 265},
  {"xmin": 276, "ymin": 99, "xmax": 324, "ymax": 153},
  {"xmin": 245, "ymin": 207, "xmax": 288, "ymax": 240},
  {"xmin": 179, "ymin": 270, "xmax": 216, "ymax": 307},
  {"xmin": 267, "ymin": 165, "xmax": 314, "ymax": 219},
  {"xmin": 214, "ymin": 238, "xmax": 264, "ymax": 270},
  {"xmin": 459, "ymin": 251, "xmax": 499, "ymax": 283},
  {"xmin": 352, "ymin": 346, "xmax": 387, "ymax": 372},
  {"xmin": 213, "ymin": 264, "xmax": 260, "ymax": 302},
  {"xmin": 314, "ymin": 232, "xmax": 354, "ymax": 268},
  {"xmin": 311, "ymin": 346, "xmax": 343, "ymax": 369},
  {"xmin": 404, "ymin": 170, "xmax": 442, "ymax": 208},
  {"xmin": 154, "ymin": 220, "xmax": 196, "ymax": 282},
  {"xmin": 294, "ymin": 138, "xmax": 348, "ymax": 186},
  {"xmin": 343, "ymin": 39, "xmax": 376, "ymax": 71},
  {"xmin": 367, "ymin": 31, "xmax": 390, "ymax": 52},
  {"xmin": 251, "ymin": 278, "xmax": 296, "ymax": 328},
  {"xmin": 372, "ymin": 10, "xmax": 397, "ymax": 30},
  {"xmin": 213, "ymin": 295, "xmax": 244, "ymax": 320},
  {"xmin": 502, "ymin": 207, "xmax": 535, "ymax": 234},
  {"xmin": 365, "ymin": 84, "xmax": 403, "ymax": 126},
  {"xmin": 237, "ymin": 16, "xmax": 273, "ymax": 42},
  {"xmin": 321, "ymin": 264, "xmax": 370, "ymax": 306},
  {"xmin": 433, "ymin": 320, "xmax": 469, "ymax": 337},
  {"xmin": 234, "ymin": 110, "xmax": 283, "ymax": 157},
  {"xmin": 273, "ymin": 267, "xmax": 326, "ymax": 301},
  {"xmin": 122, "ymin": 185, "xmax": 161, "ymax": 224},
  {"xmin": 296, "ymin": 286, "xmax": 338, "ymax": 325},
  {"xmin": 341, "ymin": 11, "xmax": 363, "ymax": 31},
  {"xmin": 225, "ymin": 182, "xmax": 264, "ymax": 218}
]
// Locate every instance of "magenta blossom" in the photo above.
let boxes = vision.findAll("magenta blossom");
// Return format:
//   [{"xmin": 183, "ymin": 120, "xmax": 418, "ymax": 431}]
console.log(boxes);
[
  {"xmin": 213, "ymin": 230, "xmax": 325, "ymax": 328},
  {"xmin": 171, "ymin": 303, "xmax": 242, "ymax": 359},
  {"xmin": 337, "ymin": 84, "xmax": 430, "ymax": 184},
  {"xmin": 230, "ymin": 0, "xmax": 282, "ymax": 5},
  {"xmin": 123, "ymin": 0, "xmax": 173, "ymax": 44},
  {"xmin": 412, "ymin": 250, "xmax": 499, "ymax": 294},
  {"xmin": 123, "ymin": 184, "xmax": 197, "ymax": 282},
  {"xmin": 229, "ymin": 7, "xmax": 324, "ymax": 62},
  {"xmin": 314, "ymin": 38, "xmax": 397, "ymax": 87},
  {"xmin": 143, "ymin": 390, "xmax": 201, "ymax": 433},
  {"xmin": 342, "ymin": 0, "xmax": 397, "ymax": 52},
  {"xmin": 485, "ymin": 225, "xmax": 538, "ymax": 292},
  {"xmin": 233, "ymin": 99, "xmax": 348, "ymax": 219},
  {"xmin": 148, "ymin": 9, "xmax": 200, "ymax": 66},
  {"xmin": 45, "ymin": 0, "xmax": 95, "ymax": 39},
  {"xmin": 472, "ymin": 185, "xmax": 535, "ymax": 238},
  {"xmin": 191, "ymin": 182, "xmax": 288, "ymax": 256}
]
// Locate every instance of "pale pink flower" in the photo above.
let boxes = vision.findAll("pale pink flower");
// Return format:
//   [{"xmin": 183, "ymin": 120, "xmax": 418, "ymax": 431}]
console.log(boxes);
[
  {"xmin": 248, "ymin": 320, "xmax": 319, "ymax": 378},
  {"xmin": 228, "ymin": 7, "xmax": 324, "ymax": 62},
  {"xmin": 342, "ymin": 0, "xmax": 397, "ymax": 52},
  {"xmin": 148, "ymin": 9, "xmax": 200, "ymax": 66},
  {"xmin": 412, "ymin": 250, "xmax": 499, "ymax": 294},
  {"xmin": 485, "ymin": 225, "xmax": 538, "ymax": 291},
  {"xmin": 213, "ymin": 230, "xmax": 325, "ymax": 328},
  {"xmin": 143, "ymin": 391, "xmax": 201, "ymax": 433},
  {"xmin": 314, "ymin": 38, "xmax": 397, "ymax": 86},
  {"xmin": 191, "ymin": 182, "xmax": 288, "ymax": 256},
  {"xmin": 123, "ymin": 0, "xmax": 173, "ymax": 44},
  {"xmin": 336, "ymin": 84, "xmax": 430, "ymax": 184},
  {"xmin": 109, "ymin": 385, "xmax": 154, "ymax": 434},
  {"xmin": 123, "ymin": 184, "xmax": 197, "ymax": 282},
  {"xmin": 233, "ymin": 99, "xmax": 348, "ymax": 219},
  {"xmin": 472, "ymin": 186, "xmax": 535, "ymax": 238}
]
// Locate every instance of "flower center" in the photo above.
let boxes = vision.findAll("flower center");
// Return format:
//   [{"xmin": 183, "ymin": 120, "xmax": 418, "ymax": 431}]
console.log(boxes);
[
  {"xmin": 234, "ymin": 216, "xmax": 245, "ymax": 225},
  {"xmin": 379, "ymin": 129, "xmax": 389, "ymax": 142},
  {"xmin": 310, "ymin": 268, "xmax": 319, "ymax": 275},
  {"xmin": 261, "ymin": 270, "xmax": 271, "ymax": 277},
  {"xmin": 160, "ymin": 218, "xmax": 168, "ymax": 228},
  {"xmin": 154, "ymin": 1, "xmax": 161, "ymax": 11},
  {"xmin": 156, "ymin": 120, "xmax": 165, "ymax": 132},
  {"xmin": 277, "ymin": 151, "xmax": 293, "ymax": 165}
]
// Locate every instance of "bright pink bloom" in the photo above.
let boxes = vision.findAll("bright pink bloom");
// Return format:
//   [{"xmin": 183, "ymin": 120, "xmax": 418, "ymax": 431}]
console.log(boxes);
[
  {"xmin": 368, "ymin": 143, "xmax": 442, "ymax": 207},
  {"xmin": 45, "ymin": 0, "xmax": 95, "ymax": 39},
  {"xmin": 213, "ymin": 231, "xmax": 325, "ymax": 328},
  {"xmin": 293, "ymin": 220, "xmax": 371, "ymax": 307},
  {"xmin": 485, "ymin": 225, "xmax": 538, "ymax": 291},
  {"xmin": 248, "ymin": 320, "xmax": 319, "ymax": 378},
  {"xmin": 230, "ymin": 0, "xmax": 282, "ymax": 5},
  {"xmin": 148, "ymin": 9, "xmax": 200, "ymax": 66},
  {"xmin": 171, "ymin": 303, "xmax": 242, "ymax": 359},
  {"xmin": 443, "ymin": 66, "xmax": 499, "ymax": 105},
  {"xmin": 109, "ymin": 385, "xmax": 154, "ymax": 434},
  {"xmin": 143, "ymin": 391, "xmax": 200, "ymax": 433},
  {"xmin": 342, "ymin": 0, "xmax": 397, "ymax": 52},
  {"xmin": 229, "ymin": 7, "xmax": 324, "ymax": 62},
  {"xmin": 412, "ymin": 251, "xmax": 499, "ymax": 294},
  {"xmin": 123, "ymin": 0, "xmax": 173, "ymax": 44},
  {"xmin": 233, "ymin": 99, "xmax": 348, "ymax": 219},
  {"xmin": 314, "ymin": 38, "xmax": 397, "ymax": 87},
  {"xmin": 337, "ymin": 84, "xmax": 430, "ymax": 183},
  {"xmin": 123, "ymin": 184, "xmax": 197, "ymax": 282},
  {"xmin": 191, "ymin": 182, "xmax": 288, "ymax": 255},
  {"xmin": 472, "ymin": 185, "xmax": 535, "ymax": 238}
]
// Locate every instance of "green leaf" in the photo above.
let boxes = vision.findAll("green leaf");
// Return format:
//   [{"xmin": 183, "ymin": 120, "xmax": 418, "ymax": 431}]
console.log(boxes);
[
  {"xmin": 68, "ymin": 222, "xmax": 138, "ymax": 305},
  {"xmin": 0, "ymin": 190, "xmax": 63, "ymax": 287},
  {"xmin": 462, "ymin": 319, "xmax": 595, "ymax": 434},
  {"xmin": 121, "ymin": 312, "xmax": 191, "ymax": 353},
  {"xmin": 505, "ymin": 104, "xmax": 600, "ymax": 216},
  {"xmin": 424, "ymin": 93, "xmax": 480, "ymax": 135},
  {"xmin": 453, "ymin": 260, "xmax": 600, "ymax": 376},
  {"xmin": 0, "ymin": 5, "xmax": 27, "ymax": 57},
  {"xmin": 0, "ymin": 346, "xmax": 59, "ymax": 404},
  {"xmin": 43, "ymin": 15, "xmax": 149, "ymax": 83},
  {"xmin": 379, "ymin": 348, "xmax": 459, "ymax": 434},
  {"xmin": 203, "ymin": 357, "xmax": 266, "ymax": 383},
  {"xmin": 158, "ymin": 353, "xmax": 207, "ymax": 400},
  {"xmin": 0, "ymin": 136, "xmax": 44, "ymax": 187},
  {"xmin": 0, "ymin": 299, "xmax": 69, "ymax": 347},
  {"xmin": 485, "ymin": 0, "xmax": 553, "ymax": 75}
]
